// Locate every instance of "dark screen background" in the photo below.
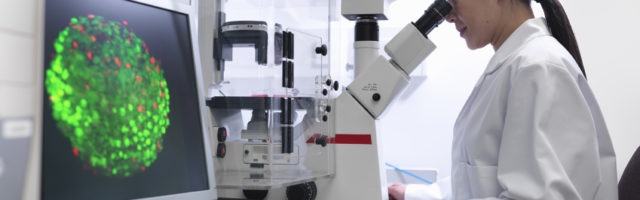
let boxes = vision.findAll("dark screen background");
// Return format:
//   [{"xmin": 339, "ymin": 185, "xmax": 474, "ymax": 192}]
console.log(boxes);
[{"xmin": 42, "ymin": 0, "xmax": 210, "ymax": 199}]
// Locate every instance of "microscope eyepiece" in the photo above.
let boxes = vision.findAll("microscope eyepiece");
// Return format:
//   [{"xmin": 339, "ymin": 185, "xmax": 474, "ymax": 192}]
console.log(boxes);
[{"xmin": 413, "ymin": 0, "xmax": 453, "ymax": 36}]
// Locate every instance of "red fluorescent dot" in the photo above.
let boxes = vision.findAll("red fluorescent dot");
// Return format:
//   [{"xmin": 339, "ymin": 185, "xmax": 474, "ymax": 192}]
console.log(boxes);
[
  {"xmin": 123, "ymin": 20, "xmax": 128, "ymax": 25},
  {"xmin": 91, "ymin": 35, "xmax": 96, "ymax": 42},
  {"xmin": 142, "ymin": 90, "xmax": 146, "ymax": 95},
  {"xmin": 135, "ymin": 75, "xmax": 142, "ymax": 82},
  {"xmin": 141, "ymin": 166, "xmax": 146, "ymax": 171},
  {"xmin": 154, "ymin": 81, "xmax": 158, "ymax": 86},
  {"xmin": 138, "ymin": 105, "xmax": 143, "ymax": 112},
  {"xmin": 88, "ymin": 14, "xmax": 94, "ymax": 19},
  {"xmin": 132, "ymin": 157, "xmax": 136, "ymax": 162},
  {"xmin": 115, "ymin": 57, "xmax": 121, "ymax": 67},
  {"xmin": 99, "ymin": 22, "xmax": 103, "ymax": 27},
  {"xmin": 153, "ymin": 102, "xmax": 158, "ymax": 109},
  {"xmin": 87, "ymin": 51, "xmax": 93, "ymax": 60},
  {"xmin": 160, "ymin": 81, "xmax": 164, "ymax": 87},
  {"xmin": 146, "ymin": 66, "xmax": 150, "ymax": 71},
  {"xmin": 115, "ymin": 25, "xmax": 119, "ymax": 29},
  {"xmin": 150, "ymin": 57, "xmax": 156, "ymax": 64},
  {"xmin": 157, "ymin": 143, "xmax": 162, "ymax": 148},
  {"xmin": 160, "ymin": 92, "xmax": 165, "ymax": 97},
  {"xmin": 155, "ymin": 66, "xmax": 160, "ymax": 72},
  {"xmin": 126, "ymin": 63, "xmax": 131, "ymax": 69},
  {"xmin": 69, "ymin": 21, "xmax": 73, "ymax": 26},
  {"xmin": 85, "ymin": 84, "xmax": 90, "ymax": 89},
  {"xmin": 49, "ymin": 96, "xmax": 53, "ymax": 101},
  {"xmin": 72, "ymin": 147, "xmax": 79, "ymax": 156},
  {"xmin": 127, "ymin": 37, "xmax": 131, "ymax": 43},
  {"xmin": 72, "ymin": 41, "xmax": 78, "ymax": 48},
  {"xmin": 114, "ymin": 70, "xmax": 119, "ymax": 74},
  {"xmin": 75, "ymin": 25, "xmax": 85, "ymax": 34}
]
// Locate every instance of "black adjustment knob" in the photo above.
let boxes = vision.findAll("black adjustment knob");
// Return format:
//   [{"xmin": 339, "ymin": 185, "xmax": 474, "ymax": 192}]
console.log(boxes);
[
  {"xmin": 217, "ymin": 127, "xmax": 227, "ymax": 142},
  {"xmin": 315, "ymin": 44, "xmax": 327, "ymax": 56},
  {"xmin": 333, "ymin": 81, "xmax": 339, "ymax": 91},
  {"xmin": 243, "ymin": 190, "xmax": 269, "ymax": 200},
  {"xmin": 372, "ymin": 93, "xmax": 381, "ymax": 101},
  {"xmin": 286, "ymin": 182, "xmax": 318, "ymax": 200},
  {"xmin": 216, "ymin": 143, "xmax": 226, "ymax": 158},
  {"xmin": 325, "ymin": 105, "xmax": 331, "ymax": 112},
  {"xmin": 322, "ymin": 89, "xmax": 328, "ymax": 96},
  {"xmin": 325, "ymin": 79, "xmax": 332, "ymax": 86},
  {"xmin": 322, "ymin": 115, "xmax": 328, "ymax": 122},
  {"xmin": 315, "ymin": 135, "xmax": 328, "ymax": 147}
]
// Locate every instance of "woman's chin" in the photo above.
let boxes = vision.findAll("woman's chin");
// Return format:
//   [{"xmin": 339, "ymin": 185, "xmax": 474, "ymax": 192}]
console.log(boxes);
[{"xmin": 465, "ymin": 40, "xmax": 486, "ymax": 50}]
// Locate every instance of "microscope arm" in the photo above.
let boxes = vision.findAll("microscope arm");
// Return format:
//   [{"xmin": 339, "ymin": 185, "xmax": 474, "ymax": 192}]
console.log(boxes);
[{"xmin": 346, "ymin": 23, "xmax": 437, "ymax": 118}]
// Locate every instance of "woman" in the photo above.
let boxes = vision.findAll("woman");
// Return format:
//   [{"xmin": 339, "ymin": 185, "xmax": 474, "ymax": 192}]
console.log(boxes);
[{"xmin": 388, "ymin": 0, "xmax": 618, "ymax": 199}]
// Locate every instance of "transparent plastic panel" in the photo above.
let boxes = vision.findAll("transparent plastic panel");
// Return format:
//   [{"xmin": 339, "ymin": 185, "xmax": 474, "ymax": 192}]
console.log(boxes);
[{"xmin": 207, "ymin": 0, "xmax": 334, "ymax": 190}]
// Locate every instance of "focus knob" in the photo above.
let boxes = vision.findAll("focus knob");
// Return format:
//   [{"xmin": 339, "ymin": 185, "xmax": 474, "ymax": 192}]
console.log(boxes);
[{"xmin": 286, "ymin": 182, "xmax": 318, "ymax": 200}]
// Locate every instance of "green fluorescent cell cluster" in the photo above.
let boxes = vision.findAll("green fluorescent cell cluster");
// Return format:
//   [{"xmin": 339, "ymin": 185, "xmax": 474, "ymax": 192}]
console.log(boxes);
[{"xmin": 45, "ymin": 14, "xmax": 170, "ymax": 177}]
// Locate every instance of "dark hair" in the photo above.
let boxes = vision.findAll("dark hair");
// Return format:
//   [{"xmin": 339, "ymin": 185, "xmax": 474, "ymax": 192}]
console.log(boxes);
[{"xmin": 526, "ymin": 0, "xmax": 586, "ymax": 78}]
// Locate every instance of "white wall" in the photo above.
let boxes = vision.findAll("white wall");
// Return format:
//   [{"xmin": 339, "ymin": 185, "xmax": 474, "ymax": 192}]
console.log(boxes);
[
  {"xmin": 561, "ymin": 0, "xmax": 640, "ymax": 179},
  {"xmin": 371, "ymin": 0, "xmax": 640, "ymax": 180}
]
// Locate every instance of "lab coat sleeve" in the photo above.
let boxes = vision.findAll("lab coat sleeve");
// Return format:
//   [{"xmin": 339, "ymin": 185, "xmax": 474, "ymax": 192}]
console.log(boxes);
[
  {"xmin": 488, "ymin": 63, "xmax": 603, "ymax": 199},
  {"xmin": 404, "ymin": 176, "xmax": 451, "ymax": 200},
  {"xmin": 404, "ymin": 184, "xmax": 442, "ymax": 200}
]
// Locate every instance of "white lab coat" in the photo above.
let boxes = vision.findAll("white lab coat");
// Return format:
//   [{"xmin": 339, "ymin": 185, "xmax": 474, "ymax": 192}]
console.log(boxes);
[{"xmin": 405, "ymin": 18, "xmax": 618, "ymax": 200}]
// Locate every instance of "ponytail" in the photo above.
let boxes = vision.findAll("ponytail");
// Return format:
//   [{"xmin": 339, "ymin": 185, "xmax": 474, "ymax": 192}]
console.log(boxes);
[{"xmin": 532, "ymin": 0, "xmax": 586, "ymax": 78}]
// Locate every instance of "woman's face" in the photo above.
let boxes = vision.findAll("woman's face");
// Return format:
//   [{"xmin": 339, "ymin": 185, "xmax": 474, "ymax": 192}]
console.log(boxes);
[{"xmin": 446, "ymin": 0, "xmax": 503, "ymax": 49}]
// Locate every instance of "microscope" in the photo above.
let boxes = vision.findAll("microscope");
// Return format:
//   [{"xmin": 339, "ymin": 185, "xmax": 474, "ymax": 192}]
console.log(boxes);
[
  {"xmin": 208, "ymin": 0, "xmax": 451, "ymax": 199},
  {"xmin": 315, "ymin": 0, "xmax": 452, "ymax": 199}
]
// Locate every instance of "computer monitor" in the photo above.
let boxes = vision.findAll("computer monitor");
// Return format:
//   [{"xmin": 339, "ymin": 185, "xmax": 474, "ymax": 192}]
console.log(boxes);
[{"xmin": 41, "ymin": 0, "xmax": 216, "ymax": 199}]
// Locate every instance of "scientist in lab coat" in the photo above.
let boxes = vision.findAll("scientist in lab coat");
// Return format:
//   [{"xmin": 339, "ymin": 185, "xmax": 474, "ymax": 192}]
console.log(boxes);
[{"xmin": 388, "ymin": 0, "xmax": 618, "ymax": 199}]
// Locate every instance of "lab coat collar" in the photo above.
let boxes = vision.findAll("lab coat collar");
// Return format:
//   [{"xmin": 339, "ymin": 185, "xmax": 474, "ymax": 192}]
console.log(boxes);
[{"xmin": 484, "ymin": 17, "xmax": 552, "ymax": 75}]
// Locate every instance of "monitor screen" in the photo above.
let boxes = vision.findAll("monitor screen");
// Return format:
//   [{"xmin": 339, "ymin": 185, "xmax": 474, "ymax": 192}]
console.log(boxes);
[{"xmin": 42, "ymin": 0, "xmax": 210, "ymax": 199}]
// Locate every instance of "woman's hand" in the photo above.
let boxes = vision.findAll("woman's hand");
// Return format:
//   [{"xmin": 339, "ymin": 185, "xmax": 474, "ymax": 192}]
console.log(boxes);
[{"xmin": 388, "ymin": 183, "xmax": 406, "ymax": 200}]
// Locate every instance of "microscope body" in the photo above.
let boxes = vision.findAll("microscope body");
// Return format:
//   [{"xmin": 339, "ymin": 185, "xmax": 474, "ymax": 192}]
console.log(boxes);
[
  {"xmin": 317, "ymin": 23, "xmax": 437, "ymax": 200},
  {"xmin": 314, "ymin": 0, "xmax": 449, "ymax": 199}
]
